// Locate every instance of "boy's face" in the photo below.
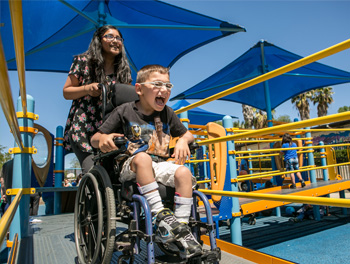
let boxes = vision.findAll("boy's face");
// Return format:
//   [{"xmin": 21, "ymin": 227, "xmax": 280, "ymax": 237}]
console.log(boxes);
[{"xmin": 135, "ymin": 72, "xmax": 171, "ymax": 114}]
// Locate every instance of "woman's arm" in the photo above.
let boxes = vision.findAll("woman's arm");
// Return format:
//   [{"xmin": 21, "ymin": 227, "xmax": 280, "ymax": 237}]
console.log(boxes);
[{"xmin": 63, "ymin": 74, "xmax": 101, "ymax": 100}]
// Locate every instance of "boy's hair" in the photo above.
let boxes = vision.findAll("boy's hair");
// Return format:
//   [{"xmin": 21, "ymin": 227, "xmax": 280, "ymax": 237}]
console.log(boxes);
[
  {"xmin": 136, "ymin": 64, "xmax": 170, "ymax": 83},
  {"xmin": 282, "ymin": 133, "xmax": 293, "ymax": 146}
]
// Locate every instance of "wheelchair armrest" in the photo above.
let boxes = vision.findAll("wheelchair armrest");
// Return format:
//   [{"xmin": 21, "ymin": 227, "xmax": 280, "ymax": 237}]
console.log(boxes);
[
  {"xmin": 169, "ymin": 141, "xmax": 199, "ymax": 156},
  {"xmin": 93, "ymin": 137, "xmax": 127, "ymax": 162},
  {"xmin": 189, "ymin": 142, "xmax": 199, "ymax": 155}
]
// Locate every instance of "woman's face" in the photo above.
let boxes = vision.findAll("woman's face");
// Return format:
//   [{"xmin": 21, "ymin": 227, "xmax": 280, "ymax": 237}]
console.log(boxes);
[{"xmin": 101, "ymin": 28, "xmax": 123, "ymax": 58}]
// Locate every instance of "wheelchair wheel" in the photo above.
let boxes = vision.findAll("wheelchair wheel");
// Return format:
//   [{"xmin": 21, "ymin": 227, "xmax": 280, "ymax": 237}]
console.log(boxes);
[
  {"xmin": 90, "ymin": 166, "xmax": 116, "ymax": 263},
  {"xmin": 75, "ymin": 166, "xmax": 116, "ymax": 264},
  {"xmin": 75, "ymin": 172, "xmax": 103, "ymax": 264}
]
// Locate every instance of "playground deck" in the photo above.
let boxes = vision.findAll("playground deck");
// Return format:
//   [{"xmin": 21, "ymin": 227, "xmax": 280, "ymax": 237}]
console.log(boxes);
[
  {"xmin": 11, "ymin": 205, "xmax": 350, "ymax": 264},
  {"xmin": 16, "ymin": 213, "xmax": 256, "ymax": 264},
  {"xmin": 239, "ymin": 179, "xmax": 350, "ymax": 215}
]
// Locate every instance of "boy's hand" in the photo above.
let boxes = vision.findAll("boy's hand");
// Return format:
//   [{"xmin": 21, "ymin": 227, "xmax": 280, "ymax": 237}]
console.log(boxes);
[
  {"xmin": 99, "ymin": 133, "xmax": 124, "ymax": 153},
  {"xmin": 172, "ymin": 137, "xmax": 191, "ymax": 165}
]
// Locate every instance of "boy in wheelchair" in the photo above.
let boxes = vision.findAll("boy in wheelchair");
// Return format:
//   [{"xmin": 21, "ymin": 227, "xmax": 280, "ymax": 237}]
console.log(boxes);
[{"xmin": 91, "ymin": 64, "xmax": 202, "ymax": 259}]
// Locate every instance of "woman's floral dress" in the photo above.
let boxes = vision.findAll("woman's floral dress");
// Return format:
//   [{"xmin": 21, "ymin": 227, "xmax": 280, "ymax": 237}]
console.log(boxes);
[{"xmin": 63, "ymin": 55, "xmax": 116, "ymax": 153}]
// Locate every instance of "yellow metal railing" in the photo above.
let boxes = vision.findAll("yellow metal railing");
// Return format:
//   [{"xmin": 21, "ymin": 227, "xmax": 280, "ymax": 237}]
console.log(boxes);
[
  {"xmin": 0, "ymin": 35, "xmax": 23, "ymax": 149},
  {"xmin": 235, "ymin": 161, "xmax": 350, "ymax": 182},
  {"xmin": 0, "ymin": 189, "xmax": 23, "ymax": 246},
  {"xmin": 198, "ymin": 188, "xmax": 350, "ymax": 208},
  {"xmin": 198, "ymin": 115, "xmax": 350, "ymax": 146}
]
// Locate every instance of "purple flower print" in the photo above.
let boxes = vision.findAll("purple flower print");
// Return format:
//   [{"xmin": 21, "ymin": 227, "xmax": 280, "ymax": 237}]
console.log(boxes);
[
  {"xmin": 88, "ymin": 106, "xmax": 96, "ymax": 114},
  {"xmin": 72, "ymin": 134, "xmax": 80, "ymax": 142},
  {"xmin": 86, "ymin": 123, "xmax": 93, "ymax": 132},
  {"xmin": 82, "ymin": 142, "xmax": 92, "ymax": 151},
  {"xmin": 78, "ymin": 113, "xmax": 87, "ymax": 122},
  {"xmin": 72, "ymin": 123, "xmax": 81, "ymax": 131}
]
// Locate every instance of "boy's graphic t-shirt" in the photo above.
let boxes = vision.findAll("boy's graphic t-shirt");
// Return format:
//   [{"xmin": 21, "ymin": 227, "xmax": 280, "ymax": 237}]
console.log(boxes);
[{"xmin": 98, "ymin": 101, "xmax": 187, "ymax": 158}]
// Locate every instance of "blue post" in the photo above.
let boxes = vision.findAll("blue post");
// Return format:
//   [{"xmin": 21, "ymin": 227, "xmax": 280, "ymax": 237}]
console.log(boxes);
[
  {"xmin": 305, "ymin": 128, "xmax": 320, "ymax": 220},
  {"xmin": 98, "ymin": 0, "xmax": 106, "ymax": 26},
  {"xmin": 9, "ymin": 95, "xmax": 35, "ymax": 240},
  {"xmin": 54, "ymin": 126, "xmax": 64, "ymax": 215},
  {"xmin": 339, "ymin": 191, "xmax": 347, "ymax": 215},
  {"xmin": 179, "ymin": 111, "xmax": 191, "ymax": 170},
  {"xmin": 223, "ymin": 116, "xmax": 242, "ymax": 245},
  {"xmin": 201, "ymin": 137, "xmax": 209, "ymax": 188},
  {"xmin": 247, "ymin": 148, "xmax": 253, "ymax": 191},
  {"xmin": 319, "ymin": 142, "xmax": 329, "ymax": 181}
]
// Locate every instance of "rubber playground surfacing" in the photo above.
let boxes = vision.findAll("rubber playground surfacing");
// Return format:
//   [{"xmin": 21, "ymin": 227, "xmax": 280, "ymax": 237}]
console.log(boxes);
[
  {"xmin": 23, "ymin": 204, "xmax": 350, "ymax": 264},
  {"xmin": 218, "ymin": 206, "xmax": 350, "ymax": 264}
]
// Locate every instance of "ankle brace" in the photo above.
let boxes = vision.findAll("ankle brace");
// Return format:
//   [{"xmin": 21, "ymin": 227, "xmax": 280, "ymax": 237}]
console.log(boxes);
[
  {"xmin": 174, "ymin": 196, "xmax": 193, "ymax": 223},
  {"xmin": 137, "ymin": 181, "xmax": 159, "ymax": 194}
]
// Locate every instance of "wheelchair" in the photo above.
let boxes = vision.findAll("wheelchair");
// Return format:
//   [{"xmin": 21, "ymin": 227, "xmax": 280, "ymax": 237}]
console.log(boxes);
[{"xmin": 74, "ymin": 84, "xmax": 221, "ymax": 264}]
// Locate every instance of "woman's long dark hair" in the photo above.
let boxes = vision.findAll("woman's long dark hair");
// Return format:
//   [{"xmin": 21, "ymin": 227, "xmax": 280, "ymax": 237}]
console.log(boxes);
[
  {"xmin": 282, "ymin": 133, "xmax": 293, "ymax": 146},
  {"xmin": 83, "ymin": 25, "xmax": 132, "ymax": 84}
]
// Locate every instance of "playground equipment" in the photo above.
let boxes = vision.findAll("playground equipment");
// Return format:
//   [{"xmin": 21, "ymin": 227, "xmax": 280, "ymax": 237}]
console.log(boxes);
[{"xmin": 2, "ymin": 3, "xmax": 350, "ymax": 261}]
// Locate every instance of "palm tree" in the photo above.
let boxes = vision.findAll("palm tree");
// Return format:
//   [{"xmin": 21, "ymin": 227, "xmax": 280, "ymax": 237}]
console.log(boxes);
[
  {"xmin": 242, "ymin": 104, "xmax": 254, "ymax": 128},
  {"xmin": 291, "ymin": 91, "xmax": 314, "ymax": 120},
  {"xmin": 312, "ymin": 87, "xmax": 334, "ymax": 117}
]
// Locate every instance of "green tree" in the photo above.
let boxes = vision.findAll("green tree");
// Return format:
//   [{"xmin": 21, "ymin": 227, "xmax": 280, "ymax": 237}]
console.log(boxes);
[
  {"xmin": 242, "ymin": 104, "xmax": 254, "ymax": 128},
  {"xmin": 338, "ymin": 106, "xmax": 350, "ymax": 113},
  {"xmin": 0, "ymin": 145, "xmax": 12, "ymax": 170},
  {"xmin": 311, "ymin": 87, "xmax": 334, "ymax": 117},
  {"xmin": 291, "ymin": 91, "xmax": 314, "ymax": 120},
  {"xmin": 70, "ymin": 157, "xmax": 81, "ymax": 169},
  {"xmin": 276, "ymin": 115, "xmax": 291, "ymax": 123}
]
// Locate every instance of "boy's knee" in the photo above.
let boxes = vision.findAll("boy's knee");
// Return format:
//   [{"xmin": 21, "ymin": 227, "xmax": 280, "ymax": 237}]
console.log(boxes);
[
  {"xmin": 175, "ymin": 166, "xmax": 192, "ymax": 180},
  {"xmin": 132, "ymin": 152, "xmax": 152, "ymax": 165}
]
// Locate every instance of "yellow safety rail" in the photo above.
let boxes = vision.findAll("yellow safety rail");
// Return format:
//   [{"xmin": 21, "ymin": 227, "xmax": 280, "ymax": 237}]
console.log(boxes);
[
  {"xmin": 236, "ymin": 161, "xmax": 350, "ymax": 182},
  {"xmin": 0, "ymin": 189, "xmax": 23, "ymax": 246},
  {"xmin": 175, "ymin": 39, "xmax": 350, "ymax": 115},
  {"xmin": 201, "ymin": 119, "xmax": 350, "ymax": 147},
  {"xmin": 198, "ymin": 188, "xmax": 350, "ymax": 208},
  {"xmin": 9, "ymin": 0, "xmax": 27, "ymax": 115},
  {"xmin": 0, "ymin": 35, "xmax": 23, "ymax": 149}
]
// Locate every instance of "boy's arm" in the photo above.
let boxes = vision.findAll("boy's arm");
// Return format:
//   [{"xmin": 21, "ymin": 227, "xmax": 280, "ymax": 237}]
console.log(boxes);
[
  {"xmin": 91, "ymin": 132, "xmax": 124, "ymax": 153},
  {"xmin": 172, "ymin": 131, "xmax": 194, "ymax": 165}
]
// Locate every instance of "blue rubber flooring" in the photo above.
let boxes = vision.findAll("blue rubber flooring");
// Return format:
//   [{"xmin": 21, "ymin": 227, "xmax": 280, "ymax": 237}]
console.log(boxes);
[{"xmin": 219, "ymin": 207, "xmax": 350, "ymax": 264}]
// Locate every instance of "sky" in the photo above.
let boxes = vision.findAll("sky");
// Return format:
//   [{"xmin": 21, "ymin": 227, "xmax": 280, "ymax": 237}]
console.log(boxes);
[{"xmin": 1, "ymin": 0, "xmax": 350, "ymax": 166}]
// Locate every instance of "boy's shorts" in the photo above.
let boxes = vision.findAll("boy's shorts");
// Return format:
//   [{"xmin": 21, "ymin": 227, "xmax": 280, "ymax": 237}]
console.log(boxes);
[
  {"xmin": 285, "ymin": 157, "xmax": 299, "ymax": 171},
  {"xmin": 120, "ymin": 156, "xmax": 197, "ymax": 188}
]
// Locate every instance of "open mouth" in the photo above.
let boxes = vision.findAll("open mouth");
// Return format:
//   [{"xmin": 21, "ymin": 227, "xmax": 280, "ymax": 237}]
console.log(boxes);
[{"xmin": 155, "ymin": 96, "xmax": 165, "ymax": 106}]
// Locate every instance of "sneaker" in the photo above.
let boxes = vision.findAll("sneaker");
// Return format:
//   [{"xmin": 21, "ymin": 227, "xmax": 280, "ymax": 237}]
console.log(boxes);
[
  {"xmin": 153, "ymin": 209, "xmax": 202, "ymax": 259},
  {"xmin": 175, "ymin": 225, "xmax": 202, "ymax": 259},
  {"xmin": 301, "ymin": 181, "xmax": 306, "ymax": 188},
  {"xmin": 290, "ymin": 184, "xmax": 296, "ymax": 189}
]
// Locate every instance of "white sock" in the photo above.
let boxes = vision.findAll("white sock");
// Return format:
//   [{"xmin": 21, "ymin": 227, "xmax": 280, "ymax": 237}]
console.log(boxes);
[
  {"xmin": 144, "ymin": 190, "xmax": 164, "ymax": 215},
  {"xmin": 174, "ymin": 196, "xmax": 193, "ymax": 223}
]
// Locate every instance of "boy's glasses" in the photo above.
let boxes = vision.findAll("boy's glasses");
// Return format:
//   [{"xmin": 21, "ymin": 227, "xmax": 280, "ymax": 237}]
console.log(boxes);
[
  {"xmin": 140, "ymin": 81, "xmax": 173, "ymax": 91},
  {"xmin": 103, "ymin": 34, "xmax": 124, "ymax": 43}
]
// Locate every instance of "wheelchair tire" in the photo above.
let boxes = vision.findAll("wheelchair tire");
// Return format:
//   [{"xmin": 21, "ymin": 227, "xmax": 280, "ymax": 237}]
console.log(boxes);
[
  {"xmin": 89, "ymin": 165, "xmax": 116, "ymax": 264},
  {"xmin": 74, "ymin": 172, "xmax": 103, "ymax": 264},
  {"xmin": 75, "ymin": 166, "xmax": 116, "ymax": 264}
]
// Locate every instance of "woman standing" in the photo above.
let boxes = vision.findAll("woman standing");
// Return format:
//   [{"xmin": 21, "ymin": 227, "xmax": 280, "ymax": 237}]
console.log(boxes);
[{"xmin": 63, "ymin": 25, "xmax": 132, "ymax": 173}]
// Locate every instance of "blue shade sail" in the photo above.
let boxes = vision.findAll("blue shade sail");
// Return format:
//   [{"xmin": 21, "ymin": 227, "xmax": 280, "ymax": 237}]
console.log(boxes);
[
  {"xmin": 171, "ymin": 100, "xmax": 237, "ymax": 125},
  {"xmin": 1, "ymin": 0, "xmax": 245, "ymax": 79},
  {"xmin": 171, "ymin": 40, "xmax": 350, "ymax": 111}
]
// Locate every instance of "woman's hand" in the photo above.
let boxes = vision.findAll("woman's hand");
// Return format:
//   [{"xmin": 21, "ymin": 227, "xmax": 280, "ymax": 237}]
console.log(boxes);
[{"xmin": 85, "ymin": 82, "xmax": 102, "ymax": 97}]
